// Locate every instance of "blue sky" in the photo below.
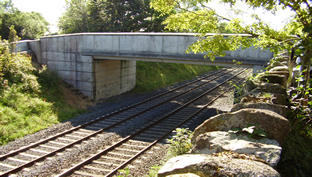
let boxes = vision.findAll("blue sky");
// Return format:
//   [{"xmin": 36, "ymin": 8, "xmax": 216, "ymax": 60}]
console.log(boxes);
[{"xmin": 11, "ymin": 0, "xmax": 294, "ymax": 33}]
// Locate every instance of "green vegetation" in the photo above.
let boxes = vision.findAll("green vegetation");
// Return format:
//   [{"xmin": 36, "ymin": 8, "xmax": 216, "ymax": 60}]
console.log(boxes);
[
  {"xmin": 147, "ymin": 164, "xmax": 162, "ymax": 177},
  {"xmin": 58, "ymin": 0, "xmax": 170, "ymax": 33},
  {"xmin": 130, "ymin": 61, "xmax": 219, "ymax": 93},
  {"xmin": 167, "ymin": 128, "xmax": 193, "ymax": 157},
  {"xmin": 118, "ymin": 167, "xmax": 130, "ymax": 177},
  {"xmin": 0, "ymin": 0, "xmax": 49, "ymax": 39},
  {"xmin": 0, "ymin": 28, "xmax": 86, "ymax": 146}
]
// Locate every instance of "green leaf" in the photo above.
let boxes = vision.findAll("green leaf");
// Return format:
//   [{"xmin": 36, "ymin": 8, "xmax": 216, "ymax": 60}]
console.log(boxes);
[{"xmin": 302, "ymin": 26, "xmax": 312, "ymax": 33}]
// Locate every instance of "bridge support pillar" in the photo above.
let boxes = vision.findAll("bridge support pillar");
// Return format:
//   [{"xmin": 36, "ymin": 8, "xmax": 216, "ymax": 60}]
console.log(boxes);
[{"xmin": 93, "ymin": 60, "xmax": 136, "ymax": 100}]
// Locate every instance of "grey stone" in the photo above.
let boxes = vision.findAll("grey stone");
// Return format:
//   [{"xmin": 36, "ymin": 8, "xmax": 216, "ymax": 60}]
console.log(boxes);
[
  {"xmin": 192, "ymin": 108, "xmax": 291, "ymax": 145},
  {"xmin": 231, "ymin": 102, "xmax": 287, "ymax": 117},
  {"xmin": 243, "ymin": 79, "xmax": 258, "ymax": 94},
  {"xmin": 191, "ymin": 131, "xmax": 282, "ymax": 167},
  {"xmin": 249, "ymin": 83, "xmax": 287, "ymax": 96},
  {"xmin": 158, "ymin": 154, "xmax": 280, "ymax": 177},
  {"xmin": 271, "ymin": 94, "xmax": 287, "ymax": 105},
  {"xmin": 265, "ymin": 71, "xmax": 290, "ymax": 80},
  {"xmin": 269, "ymin": 65, "xmax": 288, "ymax": 72},
  {"xmin": 266, "ymin": 61, "xmax": 286, "ymax": 71},
  {"xmin": 260, "ymin": 74, "xmax": 287, "ymax": 87}
]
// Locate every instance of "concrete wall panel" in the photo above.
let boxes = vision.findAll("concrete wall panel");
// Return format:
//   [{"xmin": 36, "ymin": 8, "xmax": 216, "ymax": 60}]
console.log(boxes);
[
  {"xmin": 76, "ymin": 54, "xmax": 93, "ymax": 63},
  {"xmin": 95, "ymin": 69, "xmax": 120, "ymax": 81},
  {"xmin": 64, "ymin": 36, "xmax": 77, "ymax": 53},
  {"xmin": 119, "ymin": 35, "xmax": 163, "ymax": 53},
  {"xmin": 77, "ymin": 81, "xmax": 93, "ymax": 92},
  {"xmin": 94, "ymin": 60, "xmax": 121, "ymax": 71},
  {"xmin": 76, "ymin": 35, "xmax": 84, "ymax": 52},
  {"xmin": 162, "ymin": 36, "xmax": 197, "ymax": 54},
  {"xmin": 93, "ymin": 35, "xmax": 119, "ymax": 51},
  {"xmin": 46, "ymin": 52, "xmax": 65, "ymax": 61},
  {"xmin": 82, "ymin": 35, "xmax": 94, "ymax": 50},
  {"xmin": 64, "ymin": 52, "xmax": 77, "ymax": 62},
  {"xmin": 28, "ymin": 40, "xmax": 42, "ymax": 63},
  {"xmin": 77, "ymin": 72, "xmax": 93, "ymax": 82},
  {"xmin": 47, "ymin": 61, "xmax": 77, "ymax": 71},
  {"xmin": 77, "ymin": 62, "xmax": 93, "ymax": 72},
  {"xmin": 58, "ymin": 70, "xmax": 76, "ymax": 80},
  {"xmin": 16, "ymin": 41, "xmax": 29, "ymax": 52}
]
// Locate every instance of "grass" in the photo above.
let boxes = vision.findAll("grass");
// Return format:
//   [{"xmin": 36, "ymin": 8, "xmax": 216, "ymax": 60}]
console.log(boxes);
[
  {"xmin": 130, "ymin": 61, "xmax": 220, "ymax": 93},
  {"xmin": 0, "ymin": 66, "xmax": 87, "ymax": 146},
  {"xmin": 0, "ymin": 47, "xmax": 87, "ymax": 146}
]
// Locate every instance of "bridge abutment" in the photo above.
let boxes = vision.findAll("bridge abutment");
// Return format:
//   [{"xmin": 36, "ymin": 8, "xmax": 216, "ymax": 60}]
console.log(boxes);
[{"xmin": 94, "ymin": 60, "xmax": 136, "ymax": 100}]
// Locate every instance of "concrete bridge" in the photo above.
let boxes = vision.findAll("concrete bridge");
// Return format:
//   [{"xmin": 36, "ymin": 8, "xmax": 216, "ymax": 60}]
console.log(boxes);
[{"xmin": 17, "ymin": 33, "xmax": 273, "ymax": 100}]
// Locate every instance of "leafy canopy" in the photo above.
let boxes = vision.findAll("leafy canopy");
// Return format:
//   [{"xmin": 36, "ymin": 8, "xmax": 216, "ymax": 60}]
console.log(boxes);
[
  {"xmin": 150, "ymin": 0, "xmax": 311, "ymax": 61},
  {"xmin": 0, "ymin": 0, "xmax": 49, "ymax": 39},
  {"xmin": 58, "ymin": 0, "xmax": 170, "ymax": 33}
]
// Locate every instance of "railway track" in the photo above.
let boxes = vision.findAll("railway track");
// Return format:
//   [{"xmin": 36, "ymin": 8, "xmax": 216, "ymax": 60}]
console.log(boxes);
[{"xmin": 0, "ymin": 68, "xmax": 250, "ymax": 176}]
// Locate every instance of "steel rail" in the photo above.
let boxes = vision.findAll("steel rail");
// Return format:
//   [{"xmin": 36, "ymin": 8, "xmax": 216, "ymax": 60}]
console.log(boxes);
[
  {"xmin": 0, "ymin": 68, "xmax": 227, "ymax": 161},
  {"xmin": 56, "ymin": 69, "xmax": 247, "ymax": 177},
  {"xmin": 0, "ymin": 68, "xmax": 235, "ymax": 176}
]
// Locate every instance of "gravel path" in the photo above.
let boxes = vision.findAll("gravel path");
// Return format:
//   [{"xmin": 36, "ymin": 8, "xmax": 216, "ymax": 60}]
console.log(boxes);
[{"xmin": 0, "ymin": 68, "xmax": 241, "ymax": 176}]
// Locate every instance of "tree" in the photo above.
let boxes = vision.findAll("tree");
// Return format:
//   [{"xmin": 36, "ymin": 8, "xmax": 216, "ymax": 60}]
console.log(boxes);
[
  {"xmin": 0, "ymin": 0, "xmax": 49, "ymax": 39},
  {"xmin": 151, "ymin": 0, "xmax": 312, "ymax": 102},
  {"xmin": 58, "ymin": 0, "xmax": 170, "ymax": 33},
  {"xmin": 58, "ymin": 0, "xmax": 91, "ymax": 33}
]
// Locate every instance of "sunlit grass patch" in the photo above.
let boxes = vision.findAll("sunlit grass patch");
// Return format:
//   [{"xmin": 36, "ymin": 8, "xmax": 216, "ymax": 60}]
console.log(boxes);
[{"xmin": 131, "ymin": 61, "xmax": 220, "ymax": 93}]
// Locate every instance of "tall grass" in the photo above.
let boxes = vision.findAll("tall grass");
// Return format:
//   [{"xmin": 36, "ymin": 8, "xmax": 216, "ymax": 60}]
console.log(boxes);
[{"xmin": 131, "ymin": 61, "xmax": 219, "ymax": 93}]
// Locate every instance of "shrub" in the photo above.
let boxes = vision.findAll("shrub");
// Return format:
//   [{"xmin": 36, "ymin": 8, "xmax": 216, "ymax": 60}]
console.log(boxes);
[{"xmin": 167, "ymin": 128, "xmax": 193, "ymax": 157}]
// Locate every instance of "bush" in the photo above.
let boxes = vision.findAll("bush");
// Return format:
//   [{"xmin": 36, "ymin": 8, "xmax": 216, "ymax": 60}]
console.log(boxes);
[
  {"xmin": 167, "ymin": 128, "xmax": 193, "ymax": 157},
  {"xmin": 0, "ymin": 27, "xmax": 86, "ymax": 146}
]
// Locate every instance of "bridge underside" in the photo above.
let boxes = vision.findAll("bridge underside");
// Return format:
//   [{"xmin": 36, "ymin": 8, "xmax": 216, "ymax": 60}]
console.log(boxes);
[
  {"xmin": 17, "ymin": 33, "xmax": 273, "ymax": 100},
  {"xmin": 84, "ymin": 51, "xmax": 267, "ymax": 71}
]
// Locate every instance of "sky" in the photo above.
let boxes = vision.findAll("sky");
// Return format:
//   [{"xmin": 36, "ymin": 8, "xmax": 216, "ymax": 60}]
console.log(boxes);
[
  {"xmin": 11, "ymin": 0, "xmax": 294, "ymax": 33},
  {"xmin": 12, "ymin": 0, "xmax": 66, "ymax": 33}
]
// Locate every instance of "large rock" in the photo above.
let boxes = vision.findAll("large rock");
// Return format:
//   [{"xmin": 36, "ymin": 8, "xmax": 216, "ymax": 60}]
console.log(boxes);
[
  {"xmin": 243, "ymin": 79, "xmax": 258, "ymax": 94},
  {"xmin": 192, "ymin": 108, "xmax": 291, "ymax": 145},
  {"xmin": 266, "ymin": 71, "xmax": 289, "ymax": 79},
  {"xmin": 271, "ymin": 94, "xmax": 287, "ymax": 105},
  {"xmin": 231, "ymin": 102, "xmax": 287, "ymax": 117},
  {"xmin": 266, "ymin": 61, "xmax": 287, "ymax": 71},
  {"xmin": 248, "ymin": 83, "xmax": 287, "ymax": 96},
  {"xmin": 260, "ymin": 74, "xmax": 287, "ymax": 87},
  {"xmin": 191, "ymin": 131, "xmax": 282, "ymax": 167},
  {"xmin": 269, "ymin": 65, "xmax": 289, "ymax": 72},
  {"xmin": 158, "ymin": 154, "xmax": 280, "ymax": 177}
]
